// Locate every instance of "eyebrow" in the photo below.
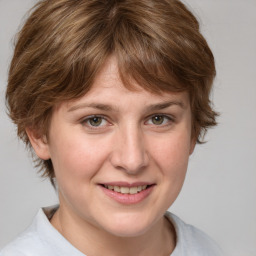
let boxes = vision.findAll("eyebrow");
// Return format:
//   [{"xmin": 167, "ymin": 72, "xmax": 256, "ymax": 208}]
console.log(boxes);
[
  {"xmin": 68, "ymin": 103, "xmax": 114, "ymax": 112},
  {"xmin": 146, "ymin": 101, "xmax": 185, "ymax": 112},
  {"xmin": 67, "ymin": 100, "xmax": 185, "ymax": 112}
]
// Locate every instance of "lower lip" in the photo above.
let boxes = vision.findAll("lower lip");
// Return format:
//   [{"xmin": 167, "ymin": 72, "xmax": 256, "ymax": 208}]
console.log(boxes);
[{"xmin": 100, "ymin": 185, "xmax": 154, "ymax": 205}]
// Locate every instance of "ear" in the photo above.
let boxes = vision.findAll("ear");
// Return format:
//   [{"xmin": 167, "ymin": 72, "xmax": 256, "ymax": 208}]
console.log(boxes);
[{"xmin": 26, "ymin": 127, "xmax": 51, "ymax": 160}]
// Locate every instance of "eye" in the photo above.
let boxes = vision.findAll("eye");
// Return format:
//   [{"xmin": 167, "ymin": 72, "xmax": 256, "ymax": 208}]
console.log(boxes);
[
  {"xmin": 151, "ymin": 115, "xmax": 165, "ymax": 125},
  {"xmin": 146, "ymin": 115, "xmax": 173, "ymax": 126},
  {"xmin": 88, "ymin": 116, "xmax": 103, "ymax": 127},
  {"xmin": 82, "ymin": 115, "xmax": 109, "ymax": 128}
]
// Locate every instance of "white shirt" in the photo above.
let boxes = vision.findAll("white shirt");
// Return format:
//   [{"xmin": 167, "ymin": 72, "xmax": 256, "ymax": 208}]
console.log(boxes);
[{"xmin": 0, "ymin": 206, "xmax": 223, "ymax": 256}]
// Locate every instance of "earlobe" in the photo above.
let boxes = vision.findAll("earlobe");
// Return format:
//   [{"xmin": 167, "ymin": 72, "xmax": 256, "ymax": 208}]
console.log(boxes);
[{"xmin": 26, "ymin": 127, "xmax": 51, "ymax": 160}]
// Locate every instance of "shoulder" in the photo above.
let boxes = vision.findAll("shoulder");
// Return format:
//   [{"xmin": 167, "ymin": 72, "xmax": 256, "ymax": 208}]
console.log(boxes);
[
  {"xmin": 0, "ymin": 227, "xmax": 45, "ymax": 256},
  {"xmin": 0, "ymin": 209, "xmax": 52, "ymax": 256},
  {"xmin": 0, "ymin": 232, "xmax": 39, "ymax": 256},
  {"xmin": 1, "ymin": 206, "xmax": 84, "ymax": 256},
  {"xmin": 165, "ymin": 212, "xmax": 223, "ymax": 256}
]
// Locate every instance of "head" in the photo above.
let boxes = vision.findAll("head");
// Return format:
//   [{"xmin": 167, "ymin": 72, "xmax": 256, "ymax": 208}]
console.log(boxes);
[{"xmin": 6, "ymin": 0, "xmax": 217, "ymax": 185}]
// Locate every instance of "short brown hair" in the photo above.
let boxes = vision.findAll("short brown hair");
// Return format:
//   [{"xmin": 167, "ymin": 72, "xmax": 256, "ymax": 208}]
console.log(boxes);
[{"xmin": 6, "ymin": 0, "xmax": 217, "ymax": 183}]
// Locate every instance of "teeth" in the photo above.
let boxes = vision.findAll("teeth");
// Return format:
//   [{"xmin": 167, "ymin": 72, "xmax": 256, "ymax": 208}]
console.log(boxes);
[
  {"xmin": 120, "ymin": 187, "xmax": 129, "ymax": 194},
  {"xmin": 129, "ymin": 187, "xmax": 138, "ymax": 194},
  {"xmin": 114, "ymin": 186, "xmax": 120, "ymax": 192},
  {"xmin": 105, "ymin": 185, "xmax": 149, "ymax": 194}
]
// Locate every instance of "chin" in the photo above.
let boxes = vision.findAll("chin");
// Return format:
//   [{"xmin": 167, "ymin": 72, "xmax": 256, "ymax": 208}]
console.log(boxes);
[
  {"xmin": 100, "ymin": 212, "xmax": 157, "ymax": 238},
  {"xmin": 107, "ymin": 224, "xmax": 151, "ymax": 238}
]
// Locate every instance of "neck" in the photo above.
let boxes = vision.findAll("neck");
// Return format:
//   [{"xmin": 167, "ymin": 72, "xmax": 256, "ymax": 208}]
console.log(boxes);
[{"xmin": 51, "ymin": 205, "xmax": 176, "ymax": 256}]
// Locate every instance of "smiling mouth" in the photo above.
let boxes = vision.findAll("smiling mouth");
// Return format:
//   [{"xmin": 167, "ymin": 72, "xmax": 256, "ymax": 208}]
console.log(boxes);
[{"xmin": 101, "ymin": 185, "xmax": 151, "ymax": 195}]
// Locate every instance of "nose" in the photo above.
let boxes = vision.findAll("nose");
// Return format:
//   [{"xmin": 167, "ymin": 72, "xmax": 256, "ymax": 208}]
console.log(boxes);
[{"xmin": 109, "ymin": 125, "xmax": 149, "ymax": 174}]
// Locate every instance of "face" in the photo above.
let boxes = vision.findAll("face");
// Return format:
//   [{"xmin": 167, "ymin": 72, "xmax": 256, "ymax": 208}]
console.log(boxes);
[{"xmin": 30, "ymin": 56, "xmax": 195, "ymax": 238}]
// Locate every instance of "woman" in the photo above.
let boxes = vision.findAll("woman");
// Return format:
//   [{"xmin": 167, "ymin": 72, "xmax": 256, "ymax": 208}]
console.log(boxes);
[{"xmin": 1, "ymin": 0, "xmax": 222, "ymax": 255}]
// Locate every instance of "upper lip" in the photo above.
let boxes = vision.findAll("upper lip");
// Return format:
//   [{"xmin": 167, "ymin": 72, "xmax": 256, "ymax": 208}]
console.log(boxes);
[{"xmin": 99, "ymin": 182, "xmax": 155, "ymax": 187}]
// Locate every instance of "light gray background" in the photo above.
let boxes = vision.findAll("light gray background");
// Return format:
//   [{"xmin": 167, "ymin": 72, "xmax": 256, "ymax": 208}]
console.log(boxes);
[{"xmin": 0, "ymin": 0, "xmax": 255, "ymax": 255}]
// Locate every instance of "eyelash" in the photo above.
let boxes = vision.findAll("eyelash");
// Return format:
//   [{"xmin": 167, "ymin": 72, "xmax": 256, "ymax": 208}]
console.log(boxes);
[{"xmin": 81, "ymin": 114, "xmax": 175, "ymax": 130}]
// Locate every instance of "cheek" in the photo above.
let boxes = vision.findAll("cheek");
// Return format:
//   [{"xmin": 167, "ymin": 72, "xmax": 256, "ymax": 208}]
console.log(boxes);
[
  {"xmin": 150, "ymin": 132, "xmax": 191, "ymax": 207},
  {"xmin": 49, "ymin": 135, "xmax": 113, "ymax": 208},
  {"xmin": 49, "ymin": 133, "xmax": 112, "ymax": 183},
  {"xmin": 149, "ymin": 132, "xmax": 191, "ymax": 177}
]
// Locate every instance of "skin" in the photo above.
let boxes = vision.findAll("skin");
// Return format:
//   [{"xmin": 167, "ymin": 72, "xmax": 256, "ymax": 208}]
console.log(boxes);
[{"xmin": 27, "ymin": 56, "xmax": 196, "ymax": 256}]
